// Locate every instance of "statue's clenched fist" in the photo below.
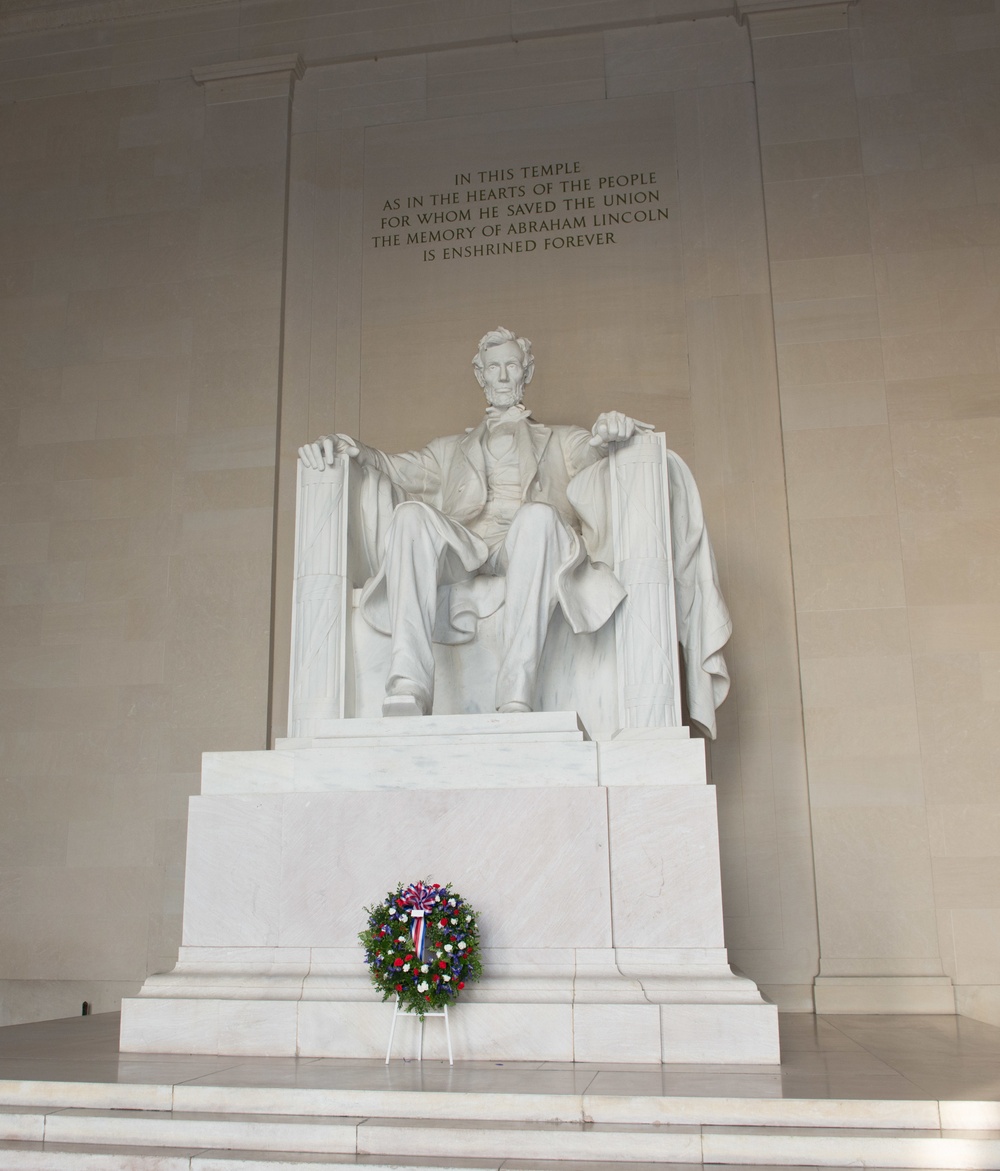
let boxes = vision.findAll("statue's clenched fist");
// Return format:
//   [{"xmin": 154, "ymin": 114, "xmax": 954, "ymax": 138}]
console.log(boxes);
[{"xmin": 589, "ymin": 411, "xmax": 654, "ymax": 447}]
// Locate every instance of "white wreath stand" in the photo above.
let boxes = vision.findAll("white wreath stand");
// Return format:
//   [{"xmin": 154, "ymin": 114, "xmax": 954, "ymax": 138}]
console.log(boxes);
[{"xmin": 385, "ymin": 998, "xmax": 453, "ymax": 1065}]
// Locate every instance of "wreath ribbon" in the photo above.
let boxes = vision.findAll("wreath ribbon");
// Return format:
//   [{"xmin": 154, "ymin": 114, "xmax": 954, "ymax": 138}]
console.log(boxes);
[{"xmin": 402, "ymin": 881, "xmax": 439, "ymax": 960}]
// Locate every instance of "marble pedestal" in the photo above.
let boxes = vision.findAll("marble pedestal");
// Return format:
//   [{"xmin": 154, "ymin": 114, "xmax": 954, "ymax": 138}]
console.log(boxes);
[{"xmin": 120, "ymin": 713, "xmax": 778, "ymax": 1064}]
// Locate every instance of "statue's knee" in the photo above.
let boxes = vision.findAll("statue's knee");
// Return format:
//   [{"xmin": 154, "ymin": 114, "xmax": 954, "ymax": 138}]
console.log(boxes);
[
  {"xmin": 388, "ymin": 501, "xmax": 432, "ymax": 542},
  {"xmin": 511, "ymin": 502, "xmax": 560, "ymax": 537}
]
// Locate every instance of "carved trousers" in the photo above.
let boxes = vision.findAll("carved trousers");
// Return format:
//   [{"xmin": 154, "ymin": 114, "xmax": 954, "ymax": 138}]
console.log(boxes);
[{"xmin": 382, "ymin": 500, "xmax": 577, "ymax": 711}]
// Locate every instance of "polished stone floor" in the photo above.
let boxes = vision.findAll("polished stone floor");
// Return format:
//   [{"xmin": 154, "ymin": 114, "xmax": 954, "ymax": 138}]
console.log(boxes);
[{"xmin": 1, "ymin": 1011, "xmax": 1000, "ymax": 1104}]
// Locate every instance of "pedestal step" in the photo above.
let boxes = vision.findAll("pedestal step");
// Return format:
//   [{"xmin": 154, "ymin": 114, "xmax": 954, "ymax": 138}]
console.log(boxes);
[
  {"xmin": 122, "ymin": 985, "xmax": 778, "ymax": 1064},
  {"xmin": 0, "ymin": 1080, "xmax": 999, "ymax": 1168},
  {"xmin": 198, "ymin": 731, "xmax": 706, "ymax": 794},
  {"xmin": 277, "ymin": 710, "xmax": 591, "ymax": 746}
]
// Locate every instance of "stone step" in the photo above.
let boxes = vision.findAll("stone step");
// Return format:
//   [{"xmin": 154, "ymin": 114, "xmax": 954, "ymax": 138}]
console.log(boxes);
[
  {"xmin": 0, "ymin": 1149, "xmax": 936, "ymax": 1171},
  {"xmin": 0, "ymin": 1148, "xmax": 522, "ymax": 1170},
  {"xmin": 1, "ymin": 1102, "xmax": 1000, "ymax": 1167},
  {"xmin": 2, "ymin": 1077, "xmax": 1000, "ymax": 1129}
]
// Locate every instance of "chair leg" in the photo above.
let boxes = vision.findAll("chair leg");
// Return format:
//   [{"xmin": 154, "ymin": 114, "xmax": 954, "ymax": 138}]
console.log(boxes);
[{"xmin": 444, "ymin": 1005, "xmax": 453, "ymax": 1066}]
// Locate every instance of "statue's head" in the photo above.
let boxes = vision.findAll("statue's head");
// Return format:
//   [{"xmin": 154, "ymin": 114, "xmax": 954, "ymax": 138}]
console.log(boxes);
[{"xmin": 472, "ymin": 327, "xmax": 534, "ymax": 409}]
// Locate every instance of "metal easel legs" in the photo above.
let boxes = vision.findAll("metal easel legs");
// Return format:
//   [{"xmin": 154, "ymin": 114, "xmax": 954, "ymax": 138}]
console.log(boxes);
[{"xmin": 385, "ymin": 997, "xmax": 453, "ymax": 1065}]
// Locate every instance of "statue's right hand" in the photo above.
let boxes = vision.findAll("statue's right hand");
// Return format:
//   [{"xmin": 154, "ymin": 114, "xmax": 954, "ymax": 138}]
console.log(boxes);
[{"xmin": 298, "ymin": 433, "xmax": 360, "ymax": 469}]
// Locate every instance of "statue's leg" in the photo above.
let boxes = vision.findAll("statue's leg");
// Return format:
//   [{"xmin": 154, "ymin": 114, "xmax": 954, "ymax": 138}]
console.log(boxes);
[
  {"xmin": 382, "ymin": 502, "xmax": 479, "ymax": 716},
  {"xmin": 496, "ymin": 503, "xmax": 577, "ymax": 713}
]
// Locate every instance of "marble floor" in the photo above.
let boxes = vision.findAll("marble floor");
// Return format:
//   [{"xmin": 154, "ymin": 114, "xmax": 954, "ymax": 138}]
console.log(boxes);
[{"xmin": 1, "ymin": 1010, "xmax": 1000, "ymax": 1104}]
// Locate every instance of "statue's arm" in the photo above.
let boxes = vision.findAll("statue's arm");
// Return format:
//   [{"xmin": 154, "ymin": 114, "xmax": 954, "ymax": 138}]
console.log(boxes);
[{"xmin": 298, "ymin": 432, "xmax": 443, "ymax": 498}]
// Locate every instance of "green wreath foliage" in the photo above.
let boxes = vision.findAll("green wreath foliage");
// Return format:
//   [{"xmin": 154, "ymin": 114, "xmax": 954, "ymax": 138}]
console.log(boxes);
[{"xmin": 359, "ymin": 881, "xmax": 483, "ymax": 1019}]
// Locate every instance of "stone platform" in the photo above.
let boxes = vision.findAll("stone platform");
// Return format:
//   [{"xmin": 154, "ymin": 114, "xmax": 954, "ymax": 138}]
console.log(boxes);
[
  {"xmin": 5, "ymin": 1012, "xmax": 1000, "ymax": 1168},
  {"xmin": 120, "ymin": 713, "xmax": 778, "ymax": 1064}
]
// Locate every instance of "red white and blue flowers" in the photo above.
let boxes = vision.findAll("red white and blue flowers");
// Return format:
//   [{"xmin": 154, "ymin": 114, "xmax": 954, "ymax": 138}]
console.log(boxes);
[{"xmin": 359, "ymin": 881, "xmax": 483, "ymax": 1019}]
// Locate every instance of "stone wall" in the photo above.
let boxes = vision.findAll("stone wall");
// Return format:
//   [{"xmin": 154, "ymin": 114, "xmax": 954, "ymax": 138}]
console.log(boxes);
[
  {"xmin": 0, "ymin": 53, "xmax": 291, "ymax": 1024},
  {"xmin": 750, "ymin": 0, "xmax": 1000, "ymax": 1019},
  {"xmin": 0, "ymin": 0, "xmax": 997, "ymax": 1027}
]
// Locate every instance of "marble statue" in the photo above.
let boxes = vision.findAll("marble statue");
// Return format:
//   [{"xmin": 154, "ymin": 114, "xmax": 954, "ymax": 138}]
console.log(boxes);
[
  {"xmin": 299, "ymin": 328, "xmax": 650, "ymax": 716},
  {"xmin": 298, "ymin": 327, "xmax": 731, "ymax": 733}
]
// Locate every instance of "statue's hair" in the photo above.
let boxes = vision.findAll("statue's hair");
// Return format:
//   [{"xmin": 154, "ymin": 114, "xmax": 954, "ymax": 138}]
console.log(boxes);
[{"xmin": 472, "ymin": 327, "xmax": 534, "ymax": 375}]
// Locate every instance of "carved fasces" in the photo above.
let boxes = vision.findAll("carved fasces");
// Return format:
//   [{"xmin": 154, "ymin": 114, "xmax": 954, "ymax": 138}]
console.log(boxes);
[
  {"xmin": 609, "ymin": 431, "xmax": 682, "ymax": 730},
  {"xmin": 288, "ymin": 458, "xmax": 351, "ymax": 735}
]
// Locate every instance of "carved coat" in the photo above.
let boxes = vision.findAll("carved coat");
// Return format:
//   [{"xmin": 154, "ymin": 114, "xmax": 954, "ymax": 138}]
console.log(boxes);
[
  {"xmin": 360, "ymin": 416, "xmax": 600, "ymax": 528},
  {"xmin": 355, "ymin": 415, "xmax": 627, "ymax": 645}
]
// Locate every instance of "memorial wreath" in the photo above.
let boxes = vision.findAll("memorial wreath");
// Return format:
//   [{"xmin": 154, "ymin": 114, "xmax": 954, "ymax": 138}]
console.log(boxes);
[{"xmin": 359, "ymin": 881, "xmax": 483, "ymax": 1019}]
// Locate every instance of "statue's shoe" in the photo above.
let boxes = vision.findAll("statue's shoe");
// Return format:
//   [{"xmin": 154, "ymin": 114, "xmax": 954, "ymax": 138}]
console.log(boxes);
[
  {"xmin": 497, "ymin": 701, "xmax": 532, "ymax": 713},
  {"xmin": 382, "ymin": 693, "xmax": 426, "ymax": 717}
]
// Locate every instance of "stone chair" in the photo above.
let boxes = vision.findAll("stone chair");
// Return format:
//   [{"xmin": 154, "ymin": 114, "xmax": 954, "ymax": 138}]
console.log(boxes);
[{"xmin": 287, "ymin": 429, "xmax": 728, "ymax": 742}]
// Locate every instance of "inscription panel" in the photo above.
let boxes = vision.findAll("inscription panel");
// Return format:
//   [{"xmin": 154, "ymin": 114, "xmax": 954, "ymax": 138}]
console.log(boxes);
[{"xmin": 359, "ymin": 97, "xmax": 685, "ymax": 456}]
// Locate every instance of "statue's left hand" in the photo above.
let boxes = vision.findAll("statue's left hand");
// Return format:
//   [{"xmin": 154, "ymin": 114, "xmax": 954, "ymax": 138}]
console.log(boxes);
[{"xmin": 589, "ymin": 411, "xmax": 654, "ymax": 447}]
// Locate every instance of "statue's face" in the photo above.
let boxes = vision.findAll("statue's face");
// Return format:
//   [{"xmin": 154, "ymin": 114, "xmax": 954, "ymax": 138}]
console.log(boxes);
[{"xmin": 478, "ymin": 340, "xmax": 528, "ymax": 408}]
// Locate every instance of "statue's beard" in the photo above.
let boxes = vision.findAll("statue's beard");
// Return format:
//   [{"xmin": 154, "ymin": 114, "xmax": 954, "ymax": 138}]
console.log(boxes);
[{"xmin": 483, "ymin": 386, "xmax": 524, "ymax": 409}]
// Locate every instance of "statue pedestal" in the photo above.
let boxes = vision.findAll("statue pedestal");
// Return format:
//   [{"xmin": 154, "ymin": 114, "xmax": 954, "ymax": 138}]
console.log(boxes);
[{"xmin": 120, "ymin": 714, "xmax": 778, "ymax": 1063}]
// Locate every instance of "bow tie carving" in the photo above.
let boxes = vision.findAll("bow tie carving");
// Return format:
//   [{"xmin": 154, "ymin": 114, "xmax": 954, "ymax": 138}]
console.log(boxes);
[{"xmin": 485, "ymin": 404, "xmax": 532, "ymax": 429}]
